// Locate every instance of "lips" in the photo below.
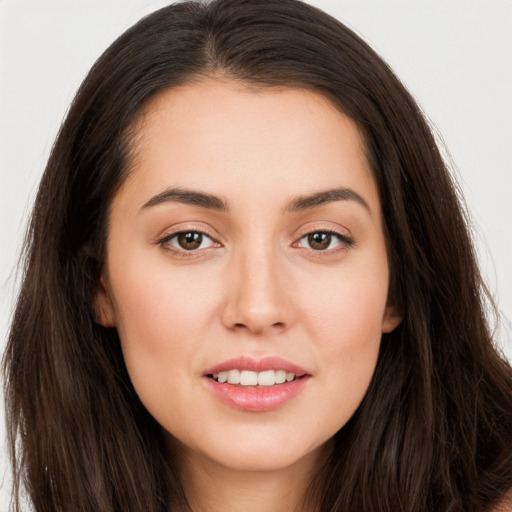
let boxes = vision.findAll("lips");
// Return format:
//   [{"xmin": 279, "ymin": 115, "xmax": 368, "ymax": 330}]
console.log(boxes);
[
  {"xmin": 211, "ymin": 369, "xmax": 297, "ymax": 386},
  {"xmin": 202, "ymin": 356, "xmax": 311, "ymax": 412},
  {"xmin": 203, "ymin": 356, "xmax": 309, "ymax": 376}
]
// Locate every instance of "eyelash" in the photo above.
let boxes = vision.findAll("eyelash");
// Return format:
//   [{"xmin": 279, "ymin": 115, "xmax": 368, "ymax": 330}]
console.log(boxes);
[
  {"xmin": 294, "ymin": 229, "xmax": 354, "ymax": 254},
  {"xmin": 156, "ymin": 229, "xmax": 220, "ymax": 258},
  {"xmin": 156, "ymin": 228, "xmax": 354, "ymax": 258}
]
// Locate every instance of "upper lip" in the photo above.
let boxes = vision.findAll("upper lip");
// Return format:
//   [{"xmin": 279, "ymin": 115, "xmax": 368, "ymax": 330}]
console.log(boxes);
[{"xmin": 204, "ymin": 356, "xmax": 310, "ymax": 377}]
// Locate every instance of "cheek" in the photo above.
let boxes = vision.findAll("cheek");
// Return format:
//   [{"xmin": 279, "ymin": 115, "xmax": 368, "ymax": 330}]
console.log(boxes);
[
  {"xmin": 107, "ymin": 256, "xmax": 221, "ymax": 381},
  {"xmin": 298, "ymin": 254, "xmax": 389, "ymax": 419},
  {"xmin": 315, "ymin": 283, "xmax": 385, "ymax": 366},
  {"xmin": 301, "ymin": 255, "xmax": 389, "ymax": 346},
  {"xmin": 106, "ymin": 259, "xmax": 227, "ymax": 433}
]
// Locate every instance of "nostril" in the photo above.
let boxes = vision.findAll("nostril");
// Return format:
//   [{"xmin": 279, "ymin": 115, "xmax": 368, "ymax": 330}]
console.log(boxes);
[{"xmin": 233, "ymin": 321, "xmax": 285, "ymax": 331}]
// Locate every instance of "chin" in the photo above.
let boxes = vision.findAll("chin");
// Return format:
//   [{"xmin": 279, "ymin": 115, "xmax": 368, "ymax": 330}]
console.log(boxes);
[{"xmin": 167, "ymin": 424, "xmax": 328, "ymax": 474}]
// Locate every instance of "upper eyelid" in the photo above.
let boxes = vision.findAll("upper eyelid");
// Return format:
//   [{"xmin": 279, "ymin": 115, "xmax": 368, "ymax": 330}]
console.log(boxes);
[
  {"xmin": 295, "ymin": 230, "xmax": 354, "ymax": 246},
  {"xmin": 158, "ymin": 233, "xmax": 220, "ymax": 253},
  {"xmin": 155, "ymin": 224, "xmax": 222, "ymax": 244},
  {"xmin": 154, "ymin": 223, "xmax": 353, "ymax": 246},
  {"xmin": 298, "ymin": 228, "xmax": 346, "ymax": 237},
  {"xmin": 156, "ymin": 230, "xmax": 220, "ymax": 257},
  {"xmin": 162, "ymin": 230, "xmax": 214, "ymax": 242},
  {"xmin": 293, "ymin": 223, "xmax": 353, "ymax": 240}
]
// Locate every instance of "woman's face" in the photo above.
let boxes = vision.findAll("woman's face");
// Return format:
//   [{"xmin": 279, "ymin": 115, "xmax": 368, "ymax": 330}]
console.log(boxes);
[{"xmin": 97, "ymin": 80, "xmax": 401, "ymax": 473}]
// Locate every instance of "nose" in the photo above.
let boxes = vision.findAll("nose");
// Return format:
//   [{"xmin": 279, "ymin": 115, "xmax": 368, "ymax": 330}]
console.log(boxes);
[{"xmin": 221, "ymin": 244, "xmax": 293, "ymax": 335}]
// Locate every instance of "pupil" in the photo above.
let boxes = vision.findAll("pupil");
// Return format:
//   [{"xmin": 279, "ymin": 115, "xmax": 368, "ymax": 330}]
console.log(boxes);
[
  {"xmin": 308, "ymin": 232, "xmax": 331, "ymax": 250},
  {"xmin": 178, "ymin": 232, "xmax": 202, "ymax": 250}
]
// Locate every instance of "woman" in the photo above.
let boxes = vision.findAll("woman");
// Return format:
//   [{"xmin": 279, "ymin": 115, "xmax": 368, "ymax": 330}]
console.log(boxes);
[{"xmin": 3, "ymin": 0, "xmax": 512, "ymax": 511}]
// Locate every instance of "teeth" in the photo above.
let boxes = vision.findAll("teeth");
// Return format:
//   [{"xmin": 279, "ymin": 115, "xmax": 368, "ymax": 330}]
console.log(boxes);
[
  {"xmin": 227, "ymin": 369, "xmax": 240, "ymax": 384},
  {"xmin": 258, "ymin": 370, "xmax": 276, "ymax": 386},
  {"xmin": 212, "ymin": 369, "xmax": 298, "ymax": 386},
  {"xmin": 240, "ymin": 370, "xmax": 258, "ymax": 385},
  {"xmin": 275, "ymin": 370, "xmax": 286, "ymax": 384}
]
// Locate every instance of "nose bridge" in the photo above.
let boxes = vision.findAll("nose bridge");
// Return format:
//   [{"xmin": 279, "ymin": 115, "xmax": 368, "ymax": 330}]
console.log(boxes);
[{"xmin": 222, "ymin": 232, "xmax": 291, "ymax": 334}]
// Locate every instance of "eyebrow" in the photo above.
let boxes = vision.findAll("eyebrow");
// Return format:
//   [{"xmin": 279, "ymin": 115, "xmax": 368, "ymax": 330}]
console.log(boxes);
[
  {"xmin": 141, "ymin": 187, "xmax": 228, "ymax": 212},
  {"xmin": 140, "ymin": 186, "xmax": 370, "ymax": 214},
  {"xmin": 285, "ymin": 187, "xmax": 370, "ymax": 213}
]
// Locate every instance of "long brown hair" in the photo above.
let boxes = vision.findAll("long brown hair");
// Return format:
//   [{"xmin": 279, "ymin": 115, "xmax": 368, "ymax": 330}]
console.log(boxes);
[{"xmin": 4, "ymin": 1, "xmax": 512, "ymax": 511}]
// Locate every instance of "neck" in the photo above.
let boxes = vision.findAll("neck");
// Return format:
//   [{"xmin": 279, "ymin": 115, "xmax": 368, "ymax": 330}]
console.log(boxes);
[{"xmin": 169, "ymin": 440, "xmax": 330, "ymax": 512}]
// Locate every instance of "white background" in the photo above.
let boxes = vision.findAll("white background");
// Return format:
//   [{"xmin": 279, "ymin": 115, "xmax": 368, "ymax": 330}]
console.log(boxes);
[{"xmin": 1, "ymin": 0, "xmax": 511, "ymax": 508}]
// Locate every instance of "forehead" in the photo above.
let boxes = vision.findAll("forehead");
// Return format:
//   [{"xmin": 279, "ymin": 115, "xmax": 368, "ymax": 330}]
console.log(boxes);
[{"xmin": 118, "ymin": 79, "xmax": 380, "ymax": 215}]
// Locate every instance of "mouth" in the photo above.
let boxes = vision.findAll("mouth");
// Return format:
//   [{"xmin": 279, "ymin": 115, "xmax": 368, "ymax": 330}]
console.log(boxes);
[
  {"xmin": 207, "ymin": 369, "xmax": 305, "ymax": 387},
  {"xmin": 203, "ymin": 356, "xmax": 311, "ymax": 412}
]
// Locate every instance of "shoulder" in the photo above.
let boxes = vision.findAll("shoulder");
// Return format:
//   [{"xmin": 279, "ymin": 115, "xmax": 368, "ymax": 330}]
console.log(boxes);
[{"xmin": 489, "ymin": 488, "xmax": 512, "ymax": 512}]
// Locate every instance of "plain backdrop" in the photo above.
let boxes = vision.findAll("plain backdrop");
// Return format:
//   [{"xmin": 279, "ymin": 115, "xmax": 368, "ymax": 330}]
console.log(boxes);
[{"xmin": 1, "ymin": 0, "xmax": 511, "ymax": 507}]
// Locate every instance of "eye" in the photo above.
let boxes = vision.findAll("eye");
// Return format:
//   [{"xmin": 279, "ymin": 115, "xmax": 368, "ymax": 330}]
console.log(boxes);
[
  {"xmin": 161, "ymin": 231, "xmax": 216, "ymax": 251},
  {"xmin": 296, "ymin": 231, "xmax": 352, "ymax": 251}
]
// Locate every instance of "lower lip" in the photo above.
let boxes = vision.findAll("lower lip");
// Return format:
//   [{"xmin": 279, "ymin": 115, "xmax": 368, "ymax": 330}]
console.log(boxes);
[{"xmin": 203, "ymin": 376, "xmax": 310, "ymax": 412}]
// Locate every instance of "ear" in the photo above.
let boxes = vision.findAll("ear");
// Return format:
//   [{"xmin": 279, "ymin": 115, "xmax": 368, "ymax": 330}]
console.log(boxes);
[
  {"xmin": 94, "ymin": 275, "xmax": 116, "ymax": 327},
  {"xmin": 382, "ymin": 304, "xmax": 402, "ymax": 333}
]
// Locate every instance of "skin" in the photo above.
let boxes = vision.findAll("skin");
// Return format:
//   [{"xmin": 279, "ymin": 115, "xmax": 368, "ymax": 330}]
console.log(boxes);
[{"xmin": 96, "ymin": 79, "xmax": 401, "ymax": 512}]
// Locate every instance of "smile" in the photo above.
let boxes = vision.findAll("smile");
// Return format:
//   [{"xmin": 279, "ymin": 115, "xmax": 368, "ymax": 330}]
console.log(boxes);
[
  {"xmin": 203, "ymin": 356, "xmax": 311, "ymax": 412},
  {"xmin": 209, "ymin": 369, "xmax": 298, "ymax": 386}
]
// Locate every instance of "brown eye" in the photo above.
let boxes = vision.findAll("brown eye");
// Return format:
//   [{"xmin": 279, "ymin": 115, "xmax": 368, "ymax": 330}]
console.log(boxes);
[
  {"xmin": 176, "ymin": 232, "xmax": 203, "ymax": 250},
  {"xmin": 158, "ymin": 230, "xmax": 217, "ymax": 254},
  {"xmin": 307, "ymin": 232, "xmax": 332, "ymax": 250},
  {"xmin": 296, "ymin": 231, "xmax": 353, "ymax": 252}
]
